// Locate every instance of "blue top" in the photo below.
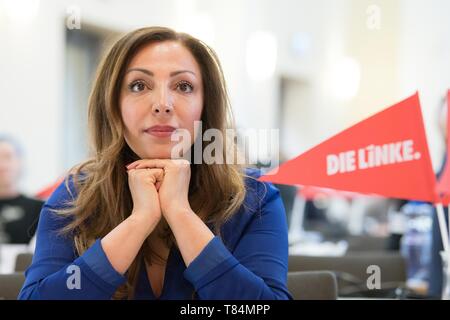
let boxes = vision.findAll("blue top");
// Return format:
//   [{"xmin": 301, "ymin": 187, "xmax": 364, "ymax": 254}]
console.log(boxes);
[{"xmin": 18, "ymin": 168, "xmax": 292, "ymax": 300}]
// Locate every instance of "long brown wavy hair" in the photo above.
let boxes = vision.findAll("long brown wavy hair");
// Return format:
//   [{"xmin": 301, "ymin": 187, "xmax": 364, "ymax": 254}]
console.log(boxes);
[{"xmin": 58, "ymin": 26, "xmax": 247, "ymax": 299}]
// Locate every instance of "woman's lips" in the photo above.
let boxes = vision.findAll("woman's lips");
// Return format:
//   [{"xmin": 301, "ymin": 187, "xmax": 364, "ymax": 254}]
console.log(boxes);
[{"xmin": 144, "ymin": 125, "xmax": 177, "ymax": 138}]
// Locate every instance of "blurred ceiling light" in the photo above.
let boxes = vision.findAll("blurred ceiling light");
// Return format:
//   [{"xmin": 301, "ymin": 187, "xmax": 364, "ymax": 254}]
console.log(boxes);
[
  {"xmin": 329, "ymin": 57, "xmax": 361, "ymax": 101},
  {"xmin": 246, "ymin": 31, "xmax": 278, "ymax": 81},
  {"xmin": 1, "ymin": 0, "xmax": 40, "ymax": 24}
]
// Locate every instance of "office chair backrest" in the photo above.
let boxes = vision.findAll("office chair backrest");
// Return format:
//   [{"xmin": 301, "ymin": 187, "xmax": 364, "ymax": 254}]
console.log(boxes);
[
  {"xmin": 287, "ymin": 271, "xmax": 338, "ymax": 300},
  {"xmin": 0, "ymin": 273, "xmax": 25, "ymax": 300},
  {"xmin": 289, "ymin": 253, "xmax": 406, "ymax": 297},
  {"xmin": 14, "ymin": 253, "xmax": 33, "ymax": 273}
]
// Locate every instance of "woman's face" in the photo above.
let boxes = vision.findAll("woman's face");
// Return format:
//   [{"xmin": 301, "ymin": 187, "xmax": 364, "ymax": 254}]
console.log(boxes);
[
  {"xmin": 120, "ymin": 40, "xmax": 204, "ymax": 159},
  {"xmin": 0, "ymin": 141, "xmax": 21, "ymax": 188}
]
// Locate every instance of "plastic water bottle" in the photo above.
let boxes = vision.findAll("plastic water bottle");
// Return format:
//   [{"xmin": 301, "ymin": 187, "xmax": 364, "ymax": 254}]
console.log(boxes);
[
  {"xmin": 400, "ymin": 201, "xmax": 433, "ymax": 294},
  {"xmin": 440, "ymin": 251, "xmax": 450, "ymax": 300}
]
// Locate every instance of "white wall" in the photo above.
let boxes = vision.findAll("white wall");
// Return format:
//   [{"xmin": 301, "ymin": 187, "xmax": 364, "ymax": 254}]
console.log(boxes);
[
  {"xmin": 0, "ymin": 0, "xmax": 65, "ymax": 194},
  {"xmin": 397, "ymin": 0, "xmax": 450, "ymax": 170},
  {"xmin": 261, "ymin": 0, "xmax": 353, "ymax": 157}
]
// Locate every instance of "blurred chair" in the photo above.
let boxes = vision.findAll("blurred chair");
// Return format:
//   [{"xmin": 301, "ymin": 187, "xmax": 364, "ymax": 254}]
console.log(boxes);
[
  {"xmin": 0, "ymin": 273, "xmax": 25, "ymax": 300},
  {"xmin": 14, "ymin": 253, "xmax": 33, "ymax": 272},
  {"xmin": 287, "ymin": 271, "xmax": 337, "ymax": 300},
  {"xmin": 289, "ymin": 253, "xmax": 406, "ymax": 297},
  {"xmin": 274, "ymin": 183, "xmax": 298, "ymax": 227},
  {"xmin": 345, "ymin": 235, "xmax": 388, "ymax": 253}
]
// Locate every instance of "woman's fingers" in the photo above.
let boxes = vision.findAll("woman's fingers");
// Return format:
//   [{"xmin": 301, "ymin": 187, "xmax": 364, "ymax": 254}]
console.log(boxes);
[
  {"xmin": 128, "ymin": 159, "xmax": 190, "ymax": 170},
  {"xmin": 127, "ymin": 160, "xmax": 190, "ymax": 193},
  {"xmin": 136, "ymin": 159, "xmax": 171, "ymax": 170},
  {"xmin": 149, "ymin": 168, "xmax": 164, "ymax": 184},
  {"xmin": 127, "ymin": 167, "xmax": 164, "ymax": 186},
  {"xmin": 142, "ymin": 168, "xmax": 164, "ymax": 185}
]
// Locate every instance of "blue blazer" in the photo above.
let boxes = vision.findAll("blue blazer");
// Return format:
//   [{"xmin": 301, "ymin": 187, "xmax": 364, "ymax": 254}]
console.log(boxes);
[{"xmin": 18, "ymin": 168, "xmax": 292, "ymax": 300}]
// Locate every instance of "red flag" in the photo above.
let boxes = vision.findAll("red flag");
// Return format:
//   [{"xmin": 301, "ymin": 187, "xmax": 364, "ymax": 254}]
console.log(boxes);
[
  {"xmin": 298, "ymin": 186, "xmax": 364, "ymax": 201},
  {"xmin": 260, "ymin": 92, "xmax": 438, "ymax": 203},
  {"xmin": 35, "ymin": 177, "xmax": 64, "ymax": 200},
  {"xmin": 437, "ymin": 90, "xmax": 450, "ymax": 204}
]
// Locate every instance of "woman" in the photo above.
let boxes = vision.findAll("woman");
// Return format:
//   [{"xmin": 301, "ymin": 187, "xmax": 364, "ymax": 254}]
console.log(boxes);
[{"xmin": 18, "ymin": 27, "xmax": 291, "ymax": 300}]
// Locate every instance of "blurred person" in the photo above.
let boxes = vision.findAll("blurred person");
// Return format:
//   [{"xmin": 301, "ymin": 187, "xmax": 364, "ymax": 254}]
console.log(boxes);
[
  {"xmin": 19, "ymin": 27, "xmax": 291, "ymax": 300},
  {"xmin": 429, "ymin": 94, "xmax": 449, "ymax": 298},
  {"xmin": 0, "ymin": 135, "xmax": 43, "ymax": 244},
  {"xmin": 392, "ymin": 94, "xmax": 449, "ymax": 298},
  {"xmin": 385, "ymin": 198, "xmax": 408, "ymax": 251}
]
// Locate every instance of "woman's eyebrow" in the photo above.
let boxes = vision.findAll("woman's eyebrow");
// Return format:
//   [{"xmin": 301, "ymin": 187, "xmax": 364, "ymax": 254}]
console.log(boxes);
[
  {"xmin": 126, "ymin": 68, "xmax": 196, "ymax": 77},
  {"xmin": 170, "ymin": 70, "xmax": 196, "ymax": 77},
  {"xmin": 126, "ymin": 68, "xmax": 153, "ymax": 76}
]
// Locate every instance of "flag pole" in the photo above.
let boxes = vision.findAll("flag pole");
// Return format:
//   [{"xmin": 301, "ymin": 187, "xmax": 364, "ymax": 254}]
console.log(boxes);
[{"xmin": 436, "ymin": 203, "xmax": 449, "ymax": 253}]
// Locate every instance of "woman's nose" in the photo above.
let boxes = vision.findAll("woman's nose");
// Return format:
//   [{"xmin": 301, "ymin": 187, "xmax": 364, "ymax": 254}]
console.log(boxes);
[
  {"xmin": 151, "ymin": 103, "xmax": 173, "ymax": 116},
  {"xmin": 151, "ymin": 87, "xmax": 174, "ymax": 116}
]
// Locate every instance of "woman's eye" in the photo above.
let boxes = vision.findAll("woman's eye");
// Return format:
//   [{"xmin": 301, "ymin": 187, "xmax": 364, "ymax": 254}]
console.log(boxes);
[
  {"xmin": 128, "ymin": 81, "xmax": 147, "ymax": 92},
  {"xmin": 176, "ymin": 81, "xmax": 193, "ymax": 93}
]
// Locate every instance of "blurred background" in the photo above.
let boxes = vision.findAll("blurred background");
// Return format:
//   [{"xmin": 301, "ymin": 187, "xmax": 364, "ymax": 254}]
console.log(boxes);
[{"xmin": 1, "ymin": 0, "xmax": 450, "ymax": 299}]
